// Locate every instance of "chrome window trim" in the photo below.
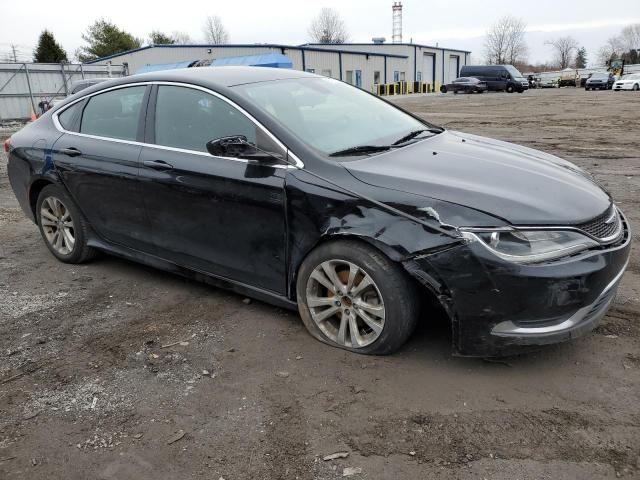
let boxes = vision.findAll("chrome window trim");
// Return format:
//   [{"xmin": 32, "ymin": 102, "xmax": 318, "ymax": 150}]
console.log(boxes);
[
  {"xmin": 459, "ymin": 206, "xmax": 624, "ymax": 245},
  {"xmin": 51, "ymin": 80, "xmax": 304, "ymax": 170}
]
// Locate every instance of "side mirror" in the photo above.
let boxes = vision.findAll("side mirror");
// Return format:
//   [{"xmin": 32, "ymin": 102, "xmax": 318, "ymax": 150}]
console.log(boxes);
[
  {"xmin": 206, "ymin": 135, "xmax": 250, "ymax": 157},
  {"xmin": 206, "ymin": 136, "xmax": 282, "ymax": 163}
]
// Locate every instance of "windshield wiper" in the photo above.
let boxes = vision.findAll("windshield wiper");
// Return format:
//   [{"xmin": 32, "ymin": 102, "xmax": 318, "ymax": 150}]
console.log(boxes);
[
  {"xmin": 392, "ymin": 127, "xmax": 443, "ymax": 145},
  {"xmin": 329, "ymin": 145, "xmax": 395, "ymax": 157}
]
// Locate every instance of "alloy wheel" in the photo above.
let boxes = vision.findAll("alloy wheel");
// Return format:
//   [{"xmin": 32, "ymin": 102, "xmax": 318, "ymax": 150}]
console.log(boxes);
[
  {"xmin": 40, "ymin": 196, "xmax": 75, "ymax": 255},
  {"xmin": 306, "ymin": 260, "xmax": 385, "ymax": 348}
]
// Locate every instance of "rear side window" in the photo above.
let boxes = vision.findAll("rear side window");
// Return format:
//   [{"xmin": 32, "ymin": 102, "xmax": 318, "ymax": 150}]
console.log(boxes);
[
  {"xmin": 154, "ymin": 85, "xmax": 261, "ymax": 153},
  {"xmin": 80, "ymin": 86, "xmax": 146, "ymax": 141},
  {"xmin": 58, "ymin": 101, "xmax": 84, "ymax": 132}
]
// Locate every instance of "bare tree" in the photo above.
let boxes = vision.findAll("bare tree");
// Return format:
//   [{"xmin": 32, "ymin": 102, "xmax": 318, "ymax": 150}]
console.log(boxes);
[
  {"xmin": 596, "ymin": 36, "xmax": 623, "ymax": 65},
  {"xmin": 619, "ymin": 24, "xmax": 640, "ymax": 51},
  {"xmin": 308, "ymin": 8, "xmax": 349, "ymax": 44},
  {"xmin": 546, "ymin": 36, "xmax": 579, "ymax": 69},
  {"xmin": 203, "ymin": 16, "xmax": 229, "ymax": 44},
  {"xmin": 484, "ymin": 16, "xmax": 528, "ymax": 65},
  {"xmin": 595, "ymin": 24, "xmax": 640, "ymax": 65},
  {"xmin": 171, "ymin": 31, "xmax": 194, "ymax": 45}
]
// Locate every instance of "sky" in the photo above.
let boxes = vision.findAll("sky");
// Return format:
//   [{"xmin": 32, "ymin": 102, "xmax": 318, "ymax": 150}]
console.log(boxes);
[{"xmin": 2, "ymin": 0, "xmax": 639, "ymax": 65}]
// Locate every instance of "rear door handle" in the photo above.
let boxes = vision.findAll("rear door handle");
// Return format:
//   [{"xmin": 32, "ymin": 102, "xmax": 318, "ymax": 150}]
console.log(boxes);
[
  {"xmin": 143, "ymin": 160, "xmax": 174, "ymax": 171},
  {"xmin": 61, "ymin": 147, "xmax": 82, "ymax": 157}
]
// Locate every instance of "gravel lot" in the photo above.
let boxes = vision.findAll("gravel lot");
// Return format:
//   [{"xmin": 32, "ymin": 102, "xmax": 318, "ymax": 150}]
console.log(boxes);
[{"xmin": 1, "ymin": 87, "xmax": 639, "ymax": 479}]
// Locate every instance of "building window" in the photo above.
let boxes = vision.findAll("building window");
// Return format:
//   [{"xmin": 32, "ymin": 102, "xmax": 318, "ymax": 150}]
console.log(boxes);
[
  {"xmin": 374, "ymin": 71, "xmax": 381, "ymax": 84},
  {"xmin": 355, "ymin": 70, "xmax": 362, "ymax": 88},
  {"xmin": 306, "ymin": 68, "xmax": 315, "ymax": 73},
  {"xmin": 394, "ymin": 71, "xmax": 399, "ymax": 82},
  {"xmin": 321, "ymin": 69, "xmax": 332, "ymax": 77},
  {"xmin": 400, "ymin": 72, "xmax": 406, "ymax": 81},
  {"xmin": 346, "ymin": 70, "xmax": 354, "ymax": 84},
  {"xmin": 417, "ymin": 71, "xmax": 422, "ymax": 82}
]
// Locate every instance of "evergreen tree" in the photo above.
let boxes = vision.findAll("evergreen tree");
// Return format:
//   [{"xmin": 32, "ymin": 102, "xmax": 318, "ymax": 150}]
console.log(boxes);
[
  {"xmin": 33, "ymin": 30, "xmax": 68, "ymax": 63},
  {"xmin": 575, "ymin": 47, "xmax": 587, "ymax": 68},
  {"xmin": 149, "ymin": 31, "xmax": 175, "ymax": 45},
  {"xmin": 77, "ymin": 19, "xmax": 142, "ymax": 62}
]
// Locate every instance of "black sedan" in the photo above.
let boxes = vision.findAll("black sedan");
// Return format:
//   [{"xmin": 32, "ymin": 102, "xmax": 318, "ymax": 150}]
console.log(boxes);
[
  {"xmin": 441, "ymin": 77, "xmax": 487, "ymax": 94},
  {"xmin": 585, "ymin": 73, "xmax": 615, "ymax": 90},
  {"xmin": 5, "ymin": 67, "xmax": 631, "ymax": 356}
]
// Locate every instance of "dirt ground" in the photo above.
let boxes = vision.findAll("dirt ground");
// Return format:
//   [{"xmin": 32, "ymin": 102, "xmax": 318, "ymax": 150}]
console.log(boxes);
[{"xmin": 1, "ymin": 87, "xmax": 639, "ymax": 479}]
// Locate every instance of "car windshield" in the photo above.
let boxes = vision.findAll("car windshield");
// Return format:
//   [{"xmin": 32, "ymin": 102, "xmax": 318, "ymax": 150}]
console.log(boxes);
[
  {"xmin": 234, "ymin": 77, "xmax": 434, "ymax": 157},
  {"xmin": 505, "ymin": 65, "xmax": 525, "ymax": 78},
  {"xmin": 591, "ymin": 73, "xmax": 608, "ymax": 79},
  {"xmin": 623, "ymin": 73, "xmax": 640, "ymax": 80}
]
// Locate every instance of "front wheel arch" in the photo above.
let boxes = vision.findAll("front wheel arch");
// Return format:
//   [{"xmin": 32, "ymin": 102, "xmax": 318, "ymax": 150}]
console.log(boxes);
[{"xmin": 295, "ymin": 237, "xmax": 422, "ymax": 354}]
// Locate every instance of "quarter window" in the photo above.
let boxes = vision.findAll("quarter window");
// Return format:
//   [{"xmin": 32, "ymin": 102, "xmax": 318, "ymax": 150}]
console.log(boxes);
[
  {"xmin": 58, "ymin": 101, "xmax": 84, "ymax": 131},
  {"xmin": 154, "ymin": 85, "xmax": 281, "ymax": 156},
  {"xmin": 80, "ymin": 86, "xmax": 146, "ymax": 141}
]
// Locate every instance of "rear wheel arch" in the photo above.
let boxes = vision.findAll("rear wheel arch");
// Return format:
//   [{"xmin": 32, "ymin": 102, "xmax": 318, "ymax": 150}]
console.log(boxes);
[{"xmin": 29, "ymin": 179, "xmax": 56, "ymax": 221}]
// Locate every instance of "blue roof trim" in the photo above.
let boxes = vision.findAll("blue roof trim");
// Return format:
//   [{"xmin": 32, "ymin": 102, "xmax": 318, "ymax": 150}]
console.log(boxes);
[
  {"xmin": 85, "ymin": 43, "xmax": 409, "ymax": 64},
  {"xmin": 213, "ymin": 53, "xmax": 293, "ymax": 68},
  {"xmin": 302, "ymin": 42, "xmax": 472, "ymax": 54}
]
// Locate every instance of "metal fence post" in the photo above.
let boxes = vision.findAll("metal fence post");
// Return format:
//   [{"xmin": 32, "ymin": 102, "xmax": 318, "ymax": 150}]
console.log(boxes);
[
  {"xmin": 23, "ymin": 63, "xmax": 37, "ymax": 116},
  {"xmin": 60, "ymin": 63, "xmax": 69, "ymax": 95},
  {"xmin": 79, "ymin": 63, "xmax": 86, "ymax": 79}
]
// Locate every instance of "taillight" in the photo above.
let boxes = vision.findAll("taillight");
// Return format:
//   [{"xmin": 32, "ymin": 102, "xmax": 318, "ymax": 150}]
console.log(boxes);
[{"xmin": 3, "ymin": 137, "xmax": 10, "ymax": 153}]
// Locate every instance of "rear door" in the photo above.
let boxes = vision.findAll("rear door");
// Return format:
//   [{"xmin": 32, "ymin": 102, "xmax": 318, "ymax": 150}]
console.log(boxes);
[
  {"xmin": 137, "ymin": 84, "xmax": 288, "ymax": 293},
  {"xmin": 52, "ymin": 85, "xmax": 154, "ymax": 252}
]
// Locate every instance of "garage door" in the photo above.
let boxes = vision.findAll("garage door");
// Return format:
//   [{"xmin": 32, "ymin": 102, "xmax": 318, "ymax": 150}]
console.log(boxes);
[
  {"xmin": 449, "ymin": 56, "xmax": 460, "ymax": 83},
  {"xmin": 423, "ymin": 53, "xmax": 435, "ymax": 85}
]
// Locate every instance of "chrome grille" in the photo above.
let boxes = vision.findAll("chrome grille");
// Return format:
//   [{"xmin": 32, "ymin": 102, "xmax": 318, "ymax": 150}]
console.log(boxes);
[{"xmin": 576, "ymin": 205, "xmax": 620, "ymax": 241}]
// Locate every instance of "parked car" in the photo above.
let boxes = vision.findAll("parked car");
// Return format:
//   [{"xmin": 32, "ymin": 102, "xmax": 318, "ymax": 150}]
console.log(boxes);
[
  {"xmin": 459, "ymin": 65, "xmax": 528, "ymax": 93},
  {"xmin": 527, "ymin": 75, "xmax": 539, "ymax": 89},
  {"xmin": 585, "ymin": 73, "xmax": 615, "ymax": 90},
  {"xmin": 613, "ymin": 73, "xmax": 640, "ymax": 91},
  {"xmin": 538, "ymin": 73, "xmax": 560, "ymax": 88},
  {"xmin": 441, "ymin": 77, "xmax": 487, "ymax": 94},
  {"xmin": 50, "ymin": 78, "xmax": 110, "ymax": 108},
  {"xmin": 5, "ymin": 67, "xmax": 630, "ymax": 357}
]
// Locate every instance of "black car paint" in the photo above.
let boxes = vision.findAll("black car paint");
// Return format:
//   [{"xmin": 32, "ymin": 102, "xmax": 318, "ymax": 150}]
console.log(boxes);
[
  {"xmin": 6, "ymin": 67, "xmax": 631, "ymax": 356},
  {"xmin": 585, "ymin": 74, "xmax": 615, "ymax": 90},
  {"xmin": 443, "ymin": 78, "xmax": 488, "ymax": 94}
]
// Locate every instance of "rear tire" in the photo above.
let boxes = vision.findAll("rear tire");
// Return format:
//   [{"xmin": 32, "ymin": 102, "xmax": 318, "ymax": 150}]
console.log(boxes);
[
  {"xmin": 296, "ymin": 240, "xmax": 419, "ymax": 355},
  {"xmin": 633, "ymin": 83, "xmax": 639, "ymax": 91},
  {"xmin": 36, "ymin": 184, "xmax": 96, "ymax": 264}
]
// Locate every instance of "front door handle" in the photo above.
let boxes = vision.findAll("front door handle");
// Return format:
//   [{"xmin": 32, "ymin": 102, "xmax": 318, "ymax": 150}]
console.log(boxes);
[
  {"xmin": 143, "ymin": 160, "xmax": 174, "ymax": 171},
  {"xmin": 61, "ymin": 147, "xmax": 82, "ymax": 157}
]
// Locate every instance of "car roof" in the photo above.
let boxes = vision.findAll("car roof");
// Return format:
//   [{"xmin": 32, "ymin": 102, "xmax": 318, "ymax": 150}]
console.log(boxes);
[{"xmin": 109, "ymin": 66, "xmax": 315, "ymax": 89}]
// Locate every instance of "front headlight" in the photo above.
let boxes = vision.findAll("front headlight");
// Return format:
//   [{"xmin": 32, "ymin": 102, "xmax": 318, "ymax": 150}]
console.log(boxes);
[{"xmin": 461, "ymin": 229, "xmax": 599, "ymax": 263}]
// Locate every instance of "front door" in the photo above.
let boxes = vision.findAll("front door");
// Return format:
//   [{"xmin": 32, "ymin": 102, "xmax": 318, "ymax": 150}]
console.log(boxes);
[
  {"xmin": 53, "ymin": 85, "xmax": 154, "ymax": 252},
  {"xmin": 138, "ymin": 84, "xmax": 288, "ymax": 294}
]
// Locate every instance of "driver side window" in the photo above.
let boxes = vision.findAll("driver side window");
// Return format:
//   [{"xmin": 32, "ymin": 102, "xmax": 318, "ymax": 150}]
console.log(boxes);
[{"xmin": 154, "ymin": 85, "xmax": 280, "ymax": 156}]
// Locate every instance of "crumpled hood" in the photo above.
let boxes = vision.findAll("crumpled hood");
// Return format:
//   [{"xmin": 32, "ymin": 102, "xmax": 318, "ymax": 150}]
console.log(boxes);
[{"xmin": 345, "ymin": 130, "xmax": 611, "ymax": 226}]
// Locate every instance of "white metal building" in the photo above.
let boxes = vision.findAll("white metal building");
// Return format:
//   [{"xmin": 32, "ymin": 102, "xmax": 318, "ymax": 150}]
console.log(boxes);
[
  {"xmin": 88, "ymin": 42, "xmax": 470, "ymax": 93},
  {"xmin": 304, "ymin": 42, "xmax": 471, "ymax": 87}
]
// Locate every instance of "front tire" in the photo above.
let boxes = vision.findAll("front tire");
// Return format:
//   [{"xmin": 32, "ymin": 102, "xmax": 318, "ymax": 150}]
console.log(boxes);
[
  {"xmin": 296, "ymin": 241, "xmax": 419, "ymax": 355},
  {"xmin": 506, "ymin": 85, "xmax": 514, "ymax": 93},
  {"xmin": 36, "ymin": 184, "xmax": 96, "ymax": 264}
]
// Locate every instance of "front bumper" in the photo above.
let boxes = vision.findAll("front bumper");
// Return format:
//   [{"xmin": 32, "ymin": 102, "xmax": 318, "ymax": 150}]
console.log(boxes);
[{"xmin": 405, "ymin": 212, "xmax": 632, "ymax": 356}]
